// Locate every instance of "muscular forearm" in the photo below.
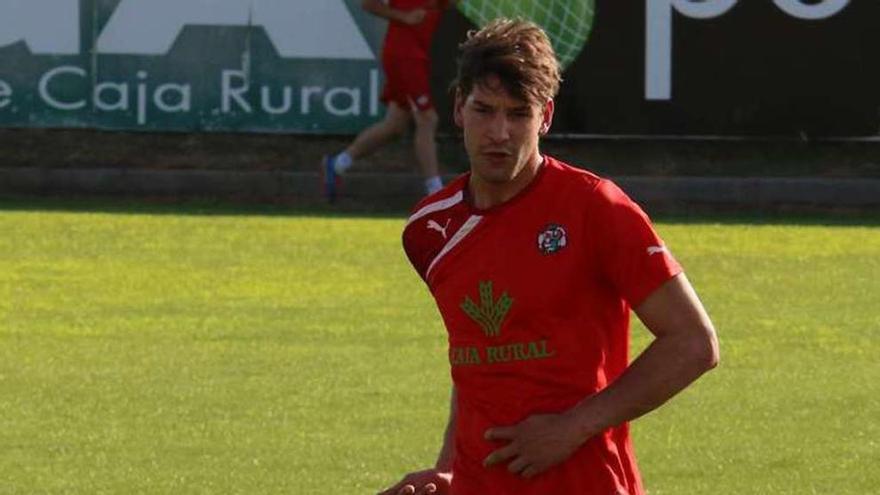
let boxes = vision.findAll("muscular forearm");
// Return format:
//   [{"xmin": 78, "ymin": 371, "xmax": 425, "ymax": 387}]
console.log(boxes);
[
  {"xmin": 566, "ymin": 274, "xmax": 719, "ymax": 443},
  {"xmin": 566, "ymin": 331, "xmax": 717, "ymax": 441}
]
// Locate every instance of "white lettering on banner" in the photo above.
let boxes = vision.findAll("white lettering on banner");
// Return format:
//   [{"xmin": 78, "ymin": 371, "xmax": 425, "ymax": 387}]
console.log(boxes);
[
  {"xmin": 0, "ymin": 80, "xmax": 12, "ymax": 109},
  {"xmin": 30, "ymin": 65, "xmax": 380, "ymax": 124},
  {"xmin": 300, "ymin": 87, "xmax": 321, "ymax": 115},
  {"xmin": 222, "ymin": 70, "xmax": 252, "ymax": 113},
  {"xmin": 39, "ymin": 66, "xmax": 192, "ymax": 124},
  {"xmin": 324, "ymin": 87, "xmax": 361, "ymax": 117},
  {"xmin": 39, "ymin": 65, "xmax": 87, "ymax": 110},
  {"xmin": 0, "ymin": 0, "xmax": 79, "ymax": 54},
  {"xmin": 645, "ymin": 0, "xmax": 738, "ymax": 101},
  {"xmin": 96, "ymin": 0, "xmax": 374, "ymax": 60},
  {"xmin": 645, "ymin": 0, "xmax": 851, "ymax": 100},
  {"xmin": 773, "ymin": 0, "xmax": 850, "ymax": 20},
  {"xmin": 222, "ymin": 68, "xmax": 379, "ymax": 117},
  {"xmin": 370, "ymin": 68, "xmax": 379, "ymax": 117},
  {"xmin": 136, "ymin": 72, "xmax": 149, "ymax": 125},
  {"xmin": 94, "ymin": 82, "xmax": 130, "ymax": 111},
  {"xmin": 261, "ymin": 86, "xmax": 293, "ymax": 115},
  {"xmin": 154, "ymin": 83, "xmax": 192, "ymax": 114}
]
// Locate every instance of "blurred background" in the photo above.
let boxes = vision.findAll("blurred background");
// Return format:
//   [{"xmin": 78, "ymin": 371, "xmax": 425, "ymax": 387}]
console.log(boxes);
[{"xmin": 0, "ymin": 0, "xmax": 877, "ymax": 210}]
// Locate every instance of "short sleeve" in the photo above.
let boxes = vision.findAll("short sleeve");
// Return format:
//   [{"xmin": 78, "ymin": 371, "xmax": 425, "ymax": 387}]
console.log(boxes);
[{"xmin": 591, "ymin": 180, "xmax": 682, "ymax": 307}]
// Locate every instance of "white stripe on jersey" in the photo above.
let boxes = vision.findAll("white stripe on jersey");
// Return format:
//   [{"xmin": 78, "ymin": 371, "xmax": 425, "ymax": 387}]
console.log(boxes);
[
  {"xmin": 426, "ymin": 214, "xmax": 483, "ymax": 279},
  {"xmin": 405, "ymin": 190, "xmax": 464, "ymax": 227}
]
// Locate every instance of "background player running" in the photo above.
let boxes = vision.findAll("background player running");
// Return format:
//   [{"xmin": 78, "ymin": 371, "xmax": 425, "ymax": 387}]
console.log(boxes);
[{"xmin": 321, "ymin": 0, "xmax": 456, "ymax": 202}]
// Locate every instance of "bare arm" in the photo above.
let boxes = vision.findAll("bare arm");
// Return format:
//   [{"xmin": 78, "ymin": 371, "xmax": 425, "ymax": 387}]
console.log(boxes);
[
  {"xmin": 378, "ymin": 386, "xmax": 457, "ymax": 494},
  {"xmin": 484, "ymin": 273, "xmax": 719, "ymax": 478},
  {"xmin": 362, "ymin": 0, "xmax": 426, "ymax": 25},
  {"xmin": 565, "ymin": 273, "xmax": 719, "ymax": 437}
]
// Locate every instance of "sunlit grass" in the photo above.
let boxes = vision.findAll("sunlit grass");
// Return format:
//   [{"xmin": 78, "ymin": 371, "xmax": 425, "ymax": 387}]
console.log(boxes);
[{"xmin": 0, "ymin": 201, "xmax": 877, "ymax": 494}]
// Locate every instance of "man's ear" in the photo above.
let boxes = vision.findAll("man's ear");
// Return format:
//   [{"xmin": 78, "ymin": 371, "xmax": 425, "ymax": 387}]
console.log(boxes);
[
  {"xmin": 540, "ymin": 99, "xmax": 555, "ymax": 136},
  {"xmin": 453, "ymin": 89, "xmax": 465, "ymax": 128}
]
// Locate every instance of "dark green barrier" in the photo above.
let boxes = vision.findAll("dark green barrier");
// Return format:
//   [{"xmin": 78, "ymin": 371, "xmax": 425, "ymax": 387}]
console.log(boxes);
[
  {"xmin": 0, "ymin": 0, "xmax": 385, "ymax": 133},
  {"xmin": 1, "ymin": 0, "xmax": 877, "ymax": 137}
]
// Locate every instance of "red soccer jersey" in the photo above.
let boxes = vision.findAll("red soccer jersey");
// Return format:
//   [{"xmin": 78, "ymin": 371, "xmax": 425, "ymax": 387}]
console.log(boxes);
[
  {"xmin": 383, "ymin": 0, "xmax": 447, "ymax": 61},
  {"xmin": 402, "ymin": 156, "xmax": 682, "ymax": 495}
]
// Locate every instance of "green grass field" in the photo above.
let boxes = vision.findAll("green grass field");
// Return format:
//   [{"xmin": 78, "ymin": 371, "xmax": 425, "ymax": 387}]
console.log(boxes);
[{"xmin": 1, "ymin": 200, "xmax": 878, "ymax": 494}]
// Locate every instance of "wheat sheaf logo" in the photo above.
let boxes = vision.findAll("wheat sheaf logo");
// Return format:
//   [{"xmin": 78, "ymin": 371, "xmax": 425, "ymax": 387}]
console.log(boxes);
[{"xmin": 460, "ymin": 281, "xmax": 513, "ymax": 337}]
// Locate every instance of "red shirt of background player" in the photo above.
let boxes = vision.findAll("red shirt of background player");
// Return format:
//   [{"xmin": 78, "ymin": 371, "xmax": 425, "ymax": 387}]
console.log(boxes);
[
  {"xmin": 380, "ymin": 0, "xmax": 449, "ymax": 111},
  {"xmin": 402, "ymin": 156, "xmax": 682, "ymax": 494}
]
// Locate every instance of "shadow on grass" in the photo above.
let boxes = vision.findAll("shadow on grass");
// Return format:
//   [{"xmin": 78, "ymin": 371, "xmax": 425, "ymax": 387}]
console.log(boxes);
[
  {"xmin": 647, "ymin": 206, "xmax": 880, "ymax": 227},
  {"xmin": 0, "ymin": 194, "xmax": 409, "ymax": 220},
  {"xmin": 1, "ymin": 194, "xmax": 879, "ymax": 226},
  {"xmin": 646, "ymin": 205, "xmax": 880, "ymax": 227}
]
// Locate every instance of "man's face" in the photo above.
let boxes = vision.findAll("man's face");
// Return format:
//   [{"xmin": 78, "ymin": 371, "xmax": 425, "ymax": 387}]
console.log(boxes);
[{"xmin": 454, "ymin": 75, "xmax": 553, "ymax": 186}]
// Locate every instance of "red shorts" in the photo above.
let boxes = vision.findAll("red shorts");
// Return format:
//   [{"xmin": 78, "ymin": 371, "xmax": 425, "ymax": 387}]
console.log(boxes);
[{"xmin": 381, "ymin": 56, "xmax": 434, "ymax": 112}]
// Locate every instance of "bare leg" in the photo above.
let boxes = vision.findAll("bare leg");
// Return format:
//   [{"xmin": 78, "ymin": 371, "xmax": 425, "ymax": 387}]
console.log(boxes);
[
  {"xmin": 412, "ymin": 107, "xmax": 440, "ymax": 179},
  {"xmin": 345, "ymin": 102, "xmax": 411, "ymax": 160}
]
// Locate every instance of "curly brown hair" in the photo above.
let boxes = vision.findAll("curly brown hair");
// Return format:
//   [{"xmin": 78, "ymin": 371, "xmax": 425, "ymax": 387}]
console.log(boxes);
[{"xmin": 453, "ymin": 18, "xmax": 562, "ymax": 107}]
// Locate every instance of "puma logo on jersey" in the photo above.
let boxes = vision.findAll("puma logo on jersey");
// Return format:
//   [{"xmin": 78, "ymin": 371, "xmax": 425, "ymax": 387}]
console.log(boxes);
[
  {"xmin": 647, "ymin": 245, "xmax": 668, "ymax": 256},
  {"xmin": 426, "ymin": 218, "xmax": 451, "ymax": 239}
]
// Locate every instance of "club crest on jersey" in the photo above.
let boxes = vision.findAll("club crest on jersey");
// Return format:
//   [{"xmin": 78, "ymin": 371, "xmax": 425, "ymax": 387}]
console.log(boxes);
[{"xmin": 537, "ymin": 224, "xmax": 568, "ymax": 255}]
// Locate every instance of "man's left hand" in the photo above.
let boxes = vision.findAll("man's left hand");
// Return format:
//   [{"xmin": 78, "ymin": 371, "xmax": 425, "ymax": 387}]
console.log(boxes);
[{"xmin": 482, "ymin": 413, "xmax": 584, "ymax": 479}]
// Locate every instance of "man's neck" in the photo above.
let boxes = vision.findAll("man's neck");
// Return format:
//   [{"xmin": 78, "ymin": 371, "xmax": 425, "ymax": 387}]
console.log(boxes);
[{"xmin": 468, "ymin": 153, "xmax": 544, "ymax": 210}]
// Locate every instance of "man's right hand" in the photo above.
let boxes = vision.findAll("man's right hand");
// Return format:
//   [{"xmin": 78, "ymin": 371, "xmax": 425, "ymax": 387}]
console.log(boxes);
[{"xmin": 377, "ymin": 468, "xmax": 453, "ymax": 495}]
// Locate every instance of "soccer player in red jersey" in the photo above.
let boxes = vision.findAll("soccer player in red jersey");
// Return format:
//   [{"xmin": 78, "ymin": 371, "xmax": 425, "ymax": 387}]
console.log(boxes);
[
  {"xmin": 321, "ymin": 0, "xmax": 455, "ymax": 202},
  {"xmin": 380, "ymin": 19, "xmax": 720, "ymax": 495}
]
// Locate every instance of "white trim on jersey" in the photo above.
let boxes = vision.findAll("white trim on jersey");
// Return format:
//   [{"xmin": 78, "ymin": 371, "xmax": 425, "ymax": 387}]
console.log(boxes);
[
  {"xmin": 426, "ymin": 214, "xmax": 483, "ymax": 279},
  {"xmin": 405, "ymin": 190, "xmax": 464, "ymax": 227}
]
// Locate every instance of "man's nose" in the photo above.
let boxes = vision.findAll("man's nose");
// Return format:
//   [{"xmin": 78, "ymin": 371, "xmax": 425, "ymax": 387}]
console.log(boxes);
[{"xmin": 486, "ymin": 114, "xmax": 511, "ymax": 142}]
